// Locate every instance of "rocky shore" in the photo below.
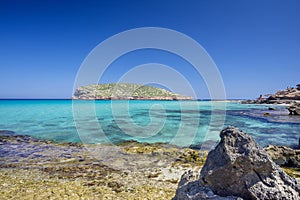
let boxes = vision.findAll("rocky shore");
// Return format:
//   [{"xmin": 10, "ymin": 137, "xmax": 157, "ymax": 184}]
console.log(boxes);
[
  {"xmin": 0, "ymin": 131, "xmax": 205, "ymax": 199},
  {"xmin": 242, "ymin": 84, "xmax": 300, "ymax": 117},
  {"xmin": 1, "ymin": 128, "xmax": 300, "ymax": 199},
  {"xmin": 242, "ymin": 84, "xmax": 300, "ymax": 105}
]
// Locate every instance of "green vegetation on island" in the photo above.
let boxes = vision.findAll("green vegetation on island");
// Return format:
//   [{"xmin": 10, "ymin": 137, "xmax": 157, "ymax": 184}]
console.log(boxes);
[{"xmin": 73, "ymin": 83, "xmax": 192, "ymax": 100}]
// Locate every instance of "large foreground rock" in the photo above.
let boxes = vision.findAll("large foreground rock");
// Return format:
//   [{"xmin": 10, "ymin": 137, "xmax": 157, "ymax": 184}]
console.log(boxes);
[{"xmin": 173, "ymin": 126, "xmax": 300, "ymax": 200}]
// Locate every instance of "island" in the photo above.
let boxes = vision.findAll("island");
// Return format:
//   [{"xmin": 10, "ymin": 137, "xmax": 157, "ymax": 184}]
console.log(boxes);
[{"xmin": 72, "ymin": 83, "xmax": 193, "ymax": 100}]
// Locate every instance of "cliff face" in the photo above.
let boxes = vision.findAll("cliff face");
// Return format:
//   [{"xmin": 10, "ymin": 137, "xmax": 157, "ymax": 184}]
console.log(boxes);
[{"xmin": 73, "ymin": 83, "xmax": 193, "ymax": 100}]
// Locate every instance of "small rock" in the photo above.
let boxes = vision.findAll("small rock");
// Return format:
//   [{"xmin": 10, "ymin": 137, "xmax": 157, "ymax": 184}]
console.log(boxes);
[
  {"xmin": 288, "ymin": 103, "xmax": 300, "ymax": 115},
  {"xmin": 59, "ymin": 158, "xmax": 76, "ymax": 163},
  {"xmin": 63, "ymin": 154, "xmax": 72, "ymax": 158}
]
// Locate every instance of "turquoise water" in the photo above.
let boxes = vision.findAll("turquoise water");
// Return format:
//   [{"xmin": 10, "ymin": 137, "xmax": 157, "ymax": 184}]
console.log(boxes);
[{"xmin": 0, "ymin": 100, "xmax": 299, "ymax": 147}]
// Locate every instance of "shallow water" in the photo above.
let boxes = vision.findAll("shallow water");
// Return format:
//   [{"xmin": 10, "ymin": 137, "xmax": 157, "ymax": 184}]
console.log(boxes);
[{"xmin": 0, "ymin": 100, "xmax": 299, "ymax": 147}]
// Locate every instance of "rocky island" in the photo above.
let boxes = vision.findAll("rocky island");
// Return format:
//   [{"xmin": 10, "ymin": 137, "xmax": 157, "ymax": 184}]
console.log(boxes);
[{"xmin": 73, "ymin": 83, "xmax": 193, "ymax": 100}]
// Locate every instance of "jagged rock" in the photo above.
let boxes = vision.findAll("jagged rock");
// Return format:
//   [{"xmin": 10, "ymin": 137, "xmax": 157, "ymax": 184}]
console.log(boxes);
[
  {"xmin": 173, "ymin": 170, "xmax": 241, "ymax": 200},
  {"xmin": 173, "ymin": 126, "xmax": 300, "ymax": 200},
  {"xmin": 288, "ymin": 103, "xmax": 300, "ymax": 115},
  {"xmin": 264, "ymin": 145, "xmax": 300, "ymax": 168}
]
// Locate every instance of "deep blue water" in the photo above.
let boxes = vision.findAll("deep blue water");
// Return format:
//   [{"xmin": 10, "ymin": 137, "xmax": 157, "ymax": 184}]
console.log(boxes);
[{"xmin": 0, "ymin": 100, "xmax": 299, "ymax": 147}]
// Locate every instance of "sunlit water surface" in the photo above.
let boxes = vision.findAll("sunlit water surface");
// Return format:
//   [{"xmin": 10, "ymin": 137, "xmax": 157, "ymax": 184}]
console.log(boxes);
[{"xmin": 0, "ymin": 100, "xmax": 299, "ymax": 147}]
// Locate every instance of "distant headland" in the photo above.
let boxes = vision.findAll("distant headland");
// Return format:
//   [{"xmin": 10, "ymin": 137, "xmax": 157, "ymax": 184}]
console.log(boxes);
[
  {"xmin": 72, "ymin": 83, "xmax": 193, "ymax": 100},
  {"xmin": 242, "ymin": 83, "xmax": 300, "ymax": 104},
  {"xmin": 242, "ymin": 83, "xmax": 300, "ymax": 115}
]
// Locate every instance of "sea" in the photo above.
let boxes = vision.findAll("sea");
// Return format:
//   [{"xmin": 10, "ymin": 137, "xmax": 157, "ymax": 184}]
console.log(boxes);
[{"xmin": 0, "ymin": 100, "xmax": 299, "ymax": 148}]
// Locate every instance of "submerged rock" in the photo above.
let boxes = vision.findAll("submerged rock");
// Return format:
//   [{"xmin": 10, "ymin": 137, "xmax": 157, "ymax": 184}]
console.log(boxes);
[
  {"xmin": 173, "ymin": 126, "xmax": 300, "ymax": 200},
  {"xmin": 0, "ymin": 130, "xmax": 15, "ymax": 136}
]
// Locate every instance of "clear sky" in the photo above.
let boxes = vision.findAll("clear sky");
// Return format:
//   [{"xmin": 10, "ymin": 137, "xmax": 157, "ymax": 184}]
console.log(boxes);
[{"xmin": 0, "ymin": 0, "xmax": 299, "ymax": 99}]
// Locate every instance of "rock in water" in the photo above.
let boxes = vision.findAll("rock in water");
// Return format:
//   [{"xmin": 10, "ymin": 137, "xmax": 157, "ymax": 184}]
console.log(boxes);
[
  {"xmin": 173, "ymin": 126, "xmax": 300, "ymax": 200},
  {"xmin": 0, "ymin": 130, "xmax": 15, "ymax": 136},
  {"xmin": 288, "ymin": 103, "xmax": 300, "ymax": 115}
]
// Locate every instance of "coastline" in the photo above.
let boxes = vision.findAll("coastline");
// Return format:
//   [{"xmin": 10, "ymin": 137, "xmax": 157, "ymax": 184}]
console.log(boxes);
[
  {"xmin": 0, "ymin": 132, "xmax": 205, "ymax": 199},
  {"xmin": 1, "ymin": 131, "xmax": 299, "ymax": 199},
  {"xmin": 1, "ymin": 99, "xmax": 299, "ymax": 199}
]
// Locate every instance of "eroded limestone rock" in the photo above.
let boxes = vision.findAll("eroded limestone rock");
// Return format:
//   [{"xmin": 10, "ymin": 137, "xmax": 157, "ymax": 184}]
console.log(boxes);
[
  {"xmin": 264, "ymin": 145, "xmax": 300, "ymax": 168},
  {"xmin": 174, "ymin": 126, "xmax": 300, "ymax": 200}
]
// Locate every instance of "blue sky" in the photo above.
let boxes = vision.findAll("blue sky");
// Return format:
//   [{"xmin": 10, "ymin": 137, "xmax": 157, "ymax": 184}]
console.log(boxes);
[{"xmin": 0, "ymin": 0, "xmax": 299, "ymax": 99}]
